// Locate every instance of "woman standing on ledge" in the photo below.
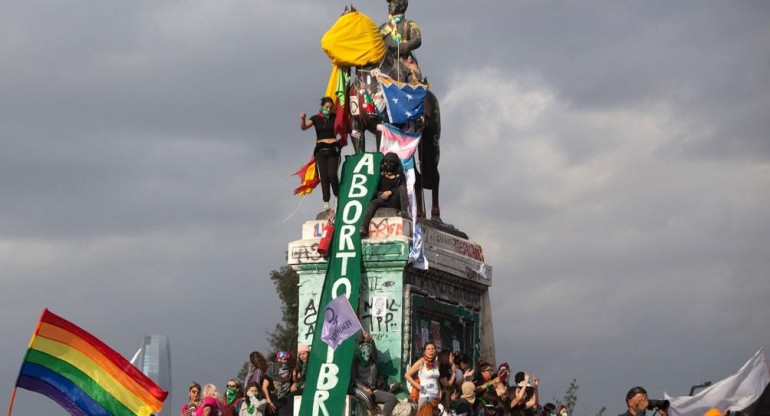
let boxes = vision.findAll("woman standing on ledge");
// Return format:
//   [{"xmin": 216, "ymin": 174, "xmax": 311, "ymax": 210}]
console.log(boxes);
[{"xmin": 300, "ymin": 97, "xmax": 341, "ymax": 211}]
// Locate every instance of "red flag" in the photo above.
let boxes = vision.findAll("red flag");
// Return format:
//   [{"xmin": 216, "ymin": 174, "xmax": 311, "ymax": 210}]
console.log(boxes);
[
  {"xmin": 334, "ymin": 98, "xmax": 349, "ymax": 148},
  {"xmin": 293, "ymin": 156, "xmax": 320, "ymax": 195}
]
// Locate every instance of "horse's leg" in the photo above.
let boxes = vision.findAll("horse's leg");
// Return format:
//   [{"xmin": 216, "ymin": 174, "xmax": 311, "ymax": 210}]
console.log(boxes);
[
  {"xmin": 415, "ymin": 172, "xmax": 426, "ymax": 219},
  {"xmin": 351, "ymin": 117, "xmax": 364, "ymax": 154},
  {"xmin": 430, "ymin": 174, "xmax": 440, "ymax": 220},
  {"xmin": 375, "ymin": 124, "xmax": 382, "ymax": 152}
]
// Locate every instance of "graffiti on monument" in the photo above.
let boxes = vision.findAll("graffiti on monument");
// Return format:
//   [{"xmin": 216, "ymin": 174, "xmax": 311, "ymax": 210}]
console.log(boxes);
[
  {"xmin": 290, "ymin": 243, "xmax": 323, "ymax": 263},
  {"xmin": 367, "ymin": 218, "xmax": 405, "ymax": 238},
  {"xmin": 360, "ymin": 274, "xmax": 397, "ymax": 294},
  {"xmin": 425, "ymin": 230, "xmax": 485, "ymax": 262},
  {"xmin": 301, "ymin": 297, "xmax": 318, "ymax": 342},
  {"xmin": 360, "ymin": 297, "xmax": 400, "ymax": 341}
]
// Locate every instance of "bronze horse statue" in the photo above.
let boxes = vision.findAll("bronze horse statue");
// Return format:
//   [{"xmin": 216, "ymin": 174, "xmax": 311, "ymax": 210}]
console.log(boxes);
[{"xmin": 346, "ymin": 2, "xmax": 441, "ymax": 220}]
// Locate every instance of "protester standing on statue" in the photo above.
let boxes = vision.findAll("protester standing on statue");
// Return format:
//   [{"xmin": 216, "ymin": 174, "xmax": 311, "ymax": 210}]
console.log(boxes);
[
  {"xmin": 300, "ymin": 97, "xmax": 341, "ymax": 211},
  {"xmin": 181, "ymin": 382, "xmax": 202, "ymax": 416},
  {"xmin": 406, "ymin": 342, "xmax": 441, "ymax": 405}
]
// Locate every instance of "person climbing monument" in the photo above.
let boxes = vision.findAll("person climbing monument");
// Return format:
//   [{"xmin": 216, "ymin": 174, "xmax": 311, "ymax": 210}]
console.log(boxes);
[
  {"xmin": 380, "ymin": 0, "xmax": 423, "ymax": 83},
  {"xmin": 300, "ymin": 97, "xmax": 342, "ymax": 211},
  {"xmin": 360, "ymin": 152, "xmax": 409, "ymax": 238}
]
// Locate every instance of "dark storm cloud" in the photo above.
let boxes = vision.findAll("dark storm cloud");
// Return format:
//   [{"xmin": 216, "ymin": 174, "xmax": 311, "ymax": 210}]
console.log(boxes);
[{"xmin": 2, "ymin": 1, "xmax": 769, "ymax": 415}]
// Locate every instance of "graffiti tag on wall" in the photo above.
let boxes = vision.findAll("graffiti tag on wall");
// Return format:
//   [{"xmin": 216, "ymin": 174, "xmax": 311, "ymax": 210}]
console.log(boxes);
[{"xmin": 424, "ymin": 229, "xmax": 485, "ymax": 262}]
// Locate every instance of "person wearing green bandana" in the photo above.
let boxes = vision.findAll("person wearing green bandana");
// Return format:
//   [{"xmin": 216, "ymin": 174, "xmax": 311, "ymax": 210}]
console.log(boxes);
[
  {"xmin": 239, "ymin": 382, "xmax": 267, "ymax": 416},
  {"xmin": 300, "ymin": 97, "xmax": 342, "ymax": 211},
  {"xmin": 222, "ymin": 379, "xmax": 244, "ymax": 416},
  {"xmin": 351, "ymin": 332, "xmax": 399, "ymax": 416}
]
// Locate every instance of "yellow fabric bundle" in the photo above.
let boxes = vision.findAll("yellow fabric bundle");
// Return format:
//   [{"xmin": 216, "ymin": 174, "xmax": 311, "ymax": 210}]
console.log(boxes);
[
  {"xmin": 321, "ymin": 11, "xmax": 385, "ymax": 99},
  {"xmin": 321, "ymin": 11, "xmax": 385, "ymax": 66}
]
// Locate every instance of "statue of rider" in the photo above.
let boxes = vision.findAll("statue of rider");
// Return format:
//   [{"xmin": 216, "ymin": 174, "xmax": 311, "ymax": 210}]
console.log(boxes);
[{"xmin": 380, "ymin": 0, "xmax": 423, "ymax": 83}]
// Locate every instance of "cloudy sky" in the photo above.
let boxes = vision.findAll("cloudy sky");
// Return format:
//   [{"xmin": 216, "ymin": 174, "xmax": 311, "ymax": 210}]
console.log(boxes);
[{"xmin": 2, "ymin": 0, "xmax": 769, "ymax": 415}]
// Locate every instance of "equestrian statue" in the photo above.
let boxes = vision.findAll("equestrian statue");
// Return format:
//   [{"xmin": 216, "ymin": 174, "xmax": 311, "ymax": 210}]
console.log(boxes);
[{"xmin": 347, "ymin": 0, "xmax": 442, "ymax": 220}]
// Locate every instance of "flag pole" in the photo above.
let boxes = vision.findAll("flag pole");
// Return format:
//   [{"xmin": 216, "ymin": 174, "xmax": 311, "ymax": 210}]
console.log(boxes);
[{"xmin": 7, "ymin": 308, "xmax": 48, "ymax": 416}]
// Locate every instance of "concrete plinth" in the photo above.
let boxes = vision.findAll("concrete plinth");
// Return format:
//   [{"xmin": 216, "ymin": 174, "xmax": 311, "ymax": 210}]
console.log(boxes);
[{"xmin": 287, "ymin": 212, "xmax": 494, "ymax": 386}]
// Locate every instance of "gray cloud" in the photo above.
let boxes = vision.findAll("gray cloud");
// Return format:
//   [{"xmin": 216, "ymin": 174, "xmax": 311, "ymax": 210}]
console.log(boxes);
[{"xmin": 2, "ymin": 1, "xmax": 769, "ymax": 415}]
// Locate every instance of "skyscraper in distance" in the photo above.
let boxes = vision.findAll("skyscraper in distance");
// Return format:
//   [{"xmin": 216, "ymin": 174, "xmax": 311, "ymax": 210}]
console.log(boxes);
[{"xmin": 133, "ymin": 334, "xmax": 171, "ymax": 416}]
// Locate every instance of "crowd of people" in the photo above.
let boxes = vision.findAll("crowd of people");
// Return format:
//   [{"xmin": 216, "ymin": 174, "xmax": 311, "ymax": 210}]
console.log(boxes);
[
  {"xmin": 178, "ymin": 333, "xmax": 570, "ymax": 416},
  {"xmin": 402, "ymin": 340, "xmax": 566, "ymax": 416}
]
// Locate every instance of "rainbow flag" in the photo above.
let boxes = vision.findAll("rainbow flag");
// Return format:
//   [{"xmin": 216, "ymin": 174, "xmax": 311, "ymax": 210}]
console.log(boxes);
[{"xmin": 9, "ymin": 309, "xmax": 167, "ymax": 416}]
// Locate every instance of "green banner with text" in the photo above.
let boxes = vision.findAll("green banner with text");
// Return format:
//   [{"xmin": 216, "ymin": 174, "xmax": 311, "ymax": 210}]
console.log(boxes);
[{"xmin": 299, "ymin": 152, "xmax": 382, "ymax": 416}]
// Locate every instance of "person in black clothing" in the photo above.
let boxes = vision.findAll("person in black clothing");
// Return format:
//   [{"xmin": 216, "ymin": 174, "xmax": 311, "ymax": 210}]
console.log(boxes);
[
  {"xmin": 300, "ymin": 97, "xmax": 341, "ymax": 210},
  {"xmin": 351, "ymin": 332, "xmax": 399, "ymax": 416},
  {"xmin": 453, "ymin": 381, "xmax": 476, "ymax": 416},
  {"xmin": 359, "ymin": 152, "xmax": 409, "ymax": 238},
  {"xmin": 619, "ymin": 387, "xmax": 669, "ymax": 416}
]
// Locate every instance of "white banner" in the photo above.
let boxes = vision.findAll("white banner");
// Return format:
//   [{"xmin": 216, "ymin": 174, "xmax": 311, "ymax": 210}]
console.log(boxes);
[{"xmin": 665, "ymin": 348, "xmax": 770, "ymax": 416}]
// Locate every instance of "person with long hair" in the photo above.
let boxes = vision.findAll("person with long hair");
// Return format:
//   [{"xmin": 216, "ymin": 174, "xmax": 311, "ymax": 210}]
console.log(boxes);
[
  {"xmin": 181, "ymin": 382, "xmax": 202, "ymax": 416},
  {"xmin": 196, "ymin": 384, "xmax": 223, "ymax": 416},
  {"xmin": 474, "ymin": 361, "xmax": 500, "ymax": 395},
  {"xmin": 438, "ymin": 349, "xmax": 461, "ymax": 412},
  {"xmin": 244, "ymin": 352, "xmax": 268, "ymax": 390},
  {"xmin": 405, "ymin": 342, "xmax": 440, "ymax": 406},
  {"xmin": 291, "ymin": 344, "xmax": 310, "ymax": 394},
  {"xmin": 351, "ymin": 332, "xmax": 399, "ymax": 416},
  {"xmin": 300, "ymin": 96, "xmax": 341, "ymax": 211},
  {"xmin": 239, "ymin": 382, "xmax": 267, "ymax": 416}
]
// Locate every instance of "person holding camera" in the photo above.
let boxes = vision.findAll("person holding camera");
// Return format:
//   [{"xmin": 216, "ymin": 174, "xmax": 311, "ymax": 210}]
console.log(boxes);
[{"xmin": 620, "ymin": 387, "xmax": 669, "ymax": 416}]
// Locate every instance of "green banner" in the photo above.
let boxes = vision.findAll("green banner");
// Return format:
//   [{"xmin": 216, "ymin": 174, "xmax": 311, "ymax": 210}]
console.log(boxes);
[{"xmin": 299, "ymin": 152, "xmax": 382, "ymax": 416}]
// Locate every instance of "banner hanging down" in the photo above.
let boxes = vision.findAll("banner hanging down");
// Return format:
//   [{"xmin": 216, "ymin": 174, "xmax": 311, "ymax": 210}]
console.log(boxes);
[{"xmin": 299, "ymin": 152, "xmax": 382, "ymax": 416}]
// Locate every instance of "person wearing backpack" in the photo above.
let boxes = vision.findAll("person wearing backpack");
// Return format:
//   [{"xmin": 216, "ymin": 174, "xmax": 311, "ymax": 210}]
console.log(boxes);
[{"xmin": 262, "ymin": 352, "xmax": 293, "ymax": 416}]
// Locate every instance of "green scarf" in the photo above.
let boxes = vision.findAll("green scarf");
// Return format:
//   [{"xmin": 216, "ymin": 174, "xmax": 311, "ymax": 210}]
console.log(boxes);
[
  {"xmin": 357, "ymin": 343, "xmax": 372, "ymax": 365},
  {"xmin": 389, "ymin": 15, "xmax": 404, "ymax": 43},
  {"xmin": 225, "ymin": 387, "xmax": 237, "ymax": 405},
  {"xmin": 245, "ymin": 395, "xmax": 256, "ymax": 414}
]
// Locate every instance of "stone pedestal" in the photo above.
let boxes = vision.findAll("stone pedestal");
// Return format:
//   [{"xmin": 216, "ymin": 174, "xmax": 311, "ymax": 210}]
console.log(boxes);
[{"xmin": 287, "ymin": 212, "xmax": 494, "ymax": 386}]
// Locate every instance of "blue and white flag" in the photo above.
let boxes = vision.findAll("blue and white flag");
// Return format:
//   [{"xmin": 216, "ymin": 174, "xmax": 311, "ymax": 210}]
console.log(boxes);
[
  {"xmin": 378, "ymin": 73, "xmax": 427, "ymax": 124},
  {"xmin": 320, "ymin": 295, "xmax": 363, "ymax": 350}
]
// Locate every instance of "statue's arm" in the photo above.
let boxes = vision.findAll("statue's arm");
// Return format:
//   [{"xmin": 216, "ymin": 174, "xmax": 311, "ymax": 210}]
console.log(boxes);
[
  {"xmin": 380, "ymin": 23, "xmax": 400, "ymax": 50},
  {"xmin": 402, "ymin": 22, "xmax": 421, "ymax": 53}
]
